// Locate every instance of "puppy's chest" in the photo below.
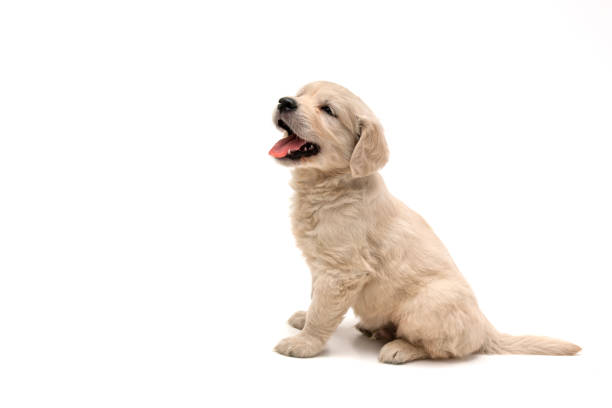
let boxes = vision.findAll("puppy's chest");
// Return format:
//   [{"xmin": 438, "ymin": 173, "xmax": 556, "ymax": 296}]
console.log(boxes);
[{"xmin": 290, "ymin": 198, "xmax": 365, "ymax": 260}]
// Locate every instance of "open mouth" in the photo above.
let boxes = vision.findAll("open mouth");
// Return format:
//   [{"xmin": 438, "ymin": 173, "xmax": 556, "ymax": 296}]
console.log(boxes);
[{"xmin": 269, "ymin": 119, "xmax": 320, "ymax": 160}]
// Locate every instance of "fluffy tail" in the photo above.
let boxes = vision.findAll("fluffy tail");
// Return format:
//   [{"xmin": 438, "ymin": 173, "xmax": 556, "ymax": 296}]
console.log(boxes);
[{"xmin": 483, "ymin": 332, "xmax": 581, "ymax": 356}]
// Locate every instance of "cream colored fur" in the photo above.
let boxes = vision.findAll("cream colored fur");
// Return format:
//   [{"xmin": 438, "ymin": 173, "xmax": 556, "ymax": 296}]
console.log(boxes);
[{"xmin": 272, "ymin": 81, "xmax": 580, "ymax": 363}]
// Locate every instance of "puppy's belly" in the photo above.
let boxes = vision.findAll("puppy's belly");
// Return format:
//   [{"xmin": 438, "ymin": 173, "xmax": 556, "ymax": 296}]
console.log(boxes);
[{"xmin": 352, "ymin": 279, "xmax": 400, "ymax": 327}]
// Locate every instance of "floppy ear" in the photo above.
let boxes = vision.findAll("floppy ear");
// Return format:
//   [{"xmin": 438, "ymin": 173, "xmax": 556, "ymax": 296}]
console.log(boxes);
[{"xmin": 349, "ymin": 116, "xmax": 389, "ymax": 177}]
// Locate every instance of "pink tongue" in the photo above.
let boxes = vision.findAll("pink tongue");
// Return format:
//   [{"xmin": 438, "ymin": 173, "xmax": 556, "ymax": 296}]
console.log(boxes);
[{"xmin": 269, "ymin": 134, "xmax": 307, "ymax": 158}]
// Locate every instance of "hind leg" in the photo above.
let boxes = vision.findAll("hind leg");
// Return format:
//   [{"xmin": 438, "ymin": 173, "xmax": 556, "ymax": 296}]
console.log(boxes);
[
  {"xmin": 393, "ymin": 285, "xmax": 488, "ymax": 360},
  {"xmin": 379, "ymin": 339, "xmax": 428, "ymax": 364}
]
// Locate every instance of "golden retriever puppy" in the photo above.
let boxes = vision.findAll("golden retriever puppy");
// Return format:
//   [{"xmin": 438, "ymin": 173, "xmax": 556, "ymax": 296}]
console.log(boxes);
[{"xmin": 269, "ymin": 81, "xmax": 580, "ymax": 363}]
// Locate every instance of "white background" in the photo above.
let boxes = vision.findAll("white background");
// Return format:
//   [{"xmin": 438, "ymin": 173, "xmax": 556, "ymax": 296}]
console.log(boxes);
[{"xmin": 1, "ymin": 1, "xmax": 611, "ymax": 407}]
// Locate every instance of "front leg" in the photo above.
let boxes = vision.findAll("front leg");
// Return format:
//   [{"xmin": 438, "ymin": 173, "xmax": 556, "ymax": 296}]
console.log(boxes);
[
  {"xmin": 287, "ymin": 310, "xmax": 307, "ymax": 330},
  {"xmin": 275, "ymin": 274, "xmax": 365, "ymax": 358}
]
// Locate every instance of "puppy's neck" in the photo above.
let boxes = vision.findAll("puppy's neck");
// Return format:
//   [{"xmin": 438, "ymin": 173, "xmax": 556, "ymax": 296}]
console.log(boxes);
[{"xmin": 290, "ymin": 168, "xmax": 380, "ymax": 196}]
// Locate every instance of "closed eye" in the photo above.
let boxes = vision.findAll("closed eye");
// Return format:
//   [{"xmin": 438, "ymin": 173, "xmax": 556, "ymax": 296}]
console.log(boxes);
[{"xmin": 320, "ymin": 105, "xmax": 335, "ymax": 117}]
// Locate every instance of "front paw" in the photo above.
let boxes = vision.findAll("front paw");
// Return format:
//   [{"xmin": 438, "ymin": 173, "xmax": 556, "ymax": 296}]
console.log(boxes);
[
  {"xmin": 274, "ymin": 334, "xmax": 324, "ymax": 358},
  {"xmin": 287, "ymin": 310, "xmax": 307, "ymax": 330}
]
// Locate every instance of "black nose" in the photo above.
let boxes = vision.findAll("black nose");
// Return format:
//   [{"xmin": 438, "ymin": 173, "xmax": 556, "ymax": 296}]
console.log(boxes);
[{"xmin": 278, "ymin": 97, "xmax": 297, "ymax": 112}]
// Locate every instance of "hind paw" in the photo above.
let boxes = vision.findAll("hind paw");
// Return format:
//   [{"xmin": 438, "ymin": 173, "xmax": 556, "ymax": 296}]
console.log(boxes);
[
  {"xmin": 379, "ymin": 339, "xmax": 428, "ymax": 364},
  {"xmin": 356, "ymin": 323, "xmax": 396, "ymax": 341}
]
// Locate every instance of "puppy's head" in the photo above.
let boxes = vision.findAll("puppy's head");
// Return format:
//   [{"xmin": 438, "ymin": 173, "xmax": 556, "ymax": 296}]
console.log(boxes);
[{"xmin": 269, "ymin": 81, "xmax": 389, "ymax": 177}]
